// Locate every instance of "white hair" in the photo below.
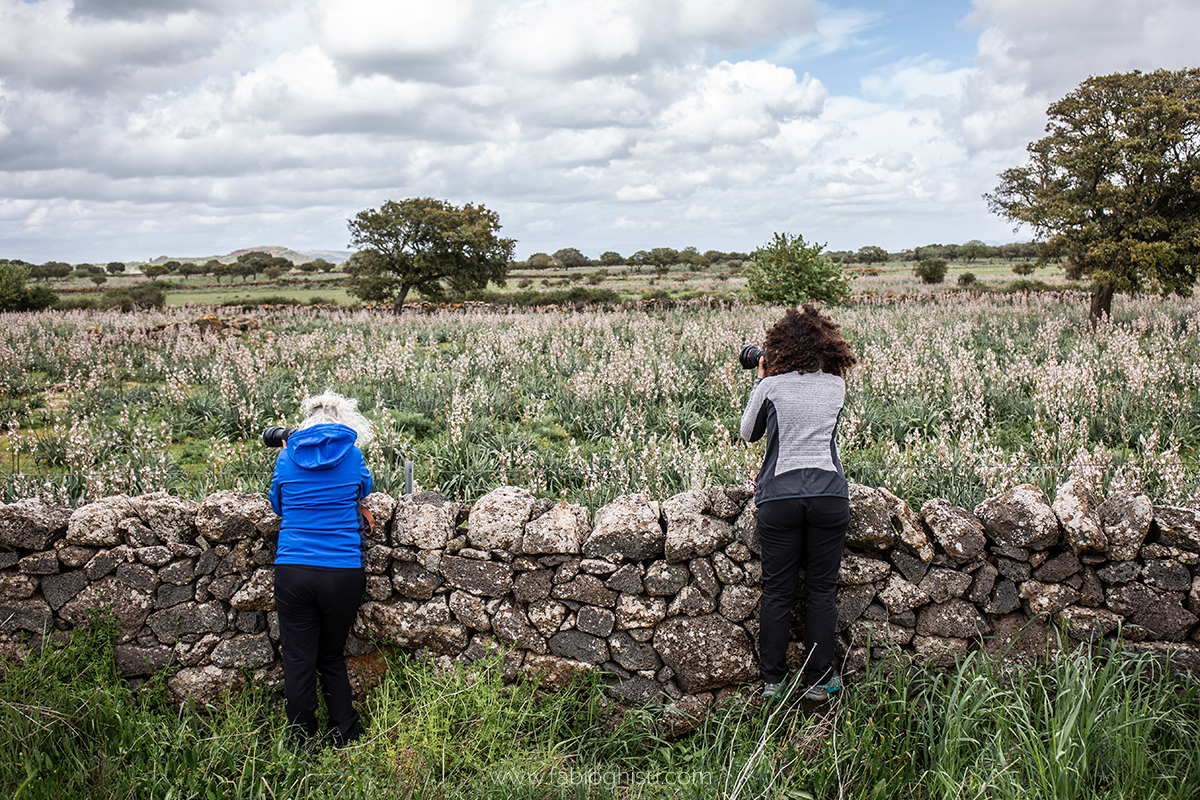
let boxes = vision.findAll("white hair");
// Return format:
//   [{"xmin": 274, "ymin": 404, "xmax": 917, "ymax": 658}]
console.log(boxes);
[{"xmin": 297, "ymin": 390, "xmax": 375, "ymax": 446}]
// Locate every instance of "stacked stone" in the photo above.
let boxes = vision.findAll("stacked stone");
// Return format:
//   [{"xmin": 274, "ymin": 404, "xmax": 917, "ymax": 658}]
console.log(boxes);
[
  {"xmin": 2, "ymin": 478, "xmax": 1200, "ymax": 729},
  {"xmin": 0, "ymin": 491, "xmax": 283, "ymax": 705}
]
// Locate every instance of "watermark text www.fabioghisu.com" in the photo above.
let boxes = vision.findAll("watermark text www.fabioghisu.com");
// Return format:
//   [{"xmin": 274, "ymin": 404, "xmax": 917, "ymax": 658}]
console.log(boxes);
[{"xmin": 497, "ymin": 768, "xmax": 715, "ymax": 790}]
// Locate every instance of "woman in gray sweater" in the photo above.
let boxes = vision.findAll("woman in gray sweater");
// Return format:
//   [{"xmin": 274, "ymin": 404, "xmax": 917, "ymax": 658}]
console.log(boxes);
[{"xmin": 740, "ymin": 304, "xmax": 857, "ymax": 702}]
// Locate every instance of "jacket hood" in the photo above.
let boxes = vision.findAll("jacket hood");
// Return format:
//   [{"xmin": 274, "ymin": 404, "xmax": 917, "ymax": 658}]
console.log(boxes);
[{"xmin": 286, "ymin": 423, "xmax": 359, "ymax": 470}]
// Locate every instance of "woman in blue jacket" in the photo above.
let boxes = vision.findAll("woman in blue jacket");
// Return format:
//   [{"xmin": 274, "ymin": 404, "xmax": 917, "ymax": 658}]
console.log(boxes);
[{"xmin": 269, "ymin": 390, "xmax": 373, "ymax": 746}]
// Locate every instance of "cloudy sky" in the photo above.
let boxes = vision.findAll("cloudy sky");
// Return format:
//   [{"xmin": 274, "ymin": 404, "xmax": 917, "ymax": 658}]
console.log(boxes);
[{"xmin": 0, "ymin": 0, "xmax": 1197, "ymax": 263}]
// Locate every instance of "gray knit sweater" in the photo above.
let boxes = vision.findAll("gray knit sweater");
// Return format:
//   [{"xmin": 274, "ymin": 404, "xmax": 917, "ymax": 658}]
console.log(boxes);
[{"xmin": 739, "ymin": 370, "xmax": 848, "ymax": 502}]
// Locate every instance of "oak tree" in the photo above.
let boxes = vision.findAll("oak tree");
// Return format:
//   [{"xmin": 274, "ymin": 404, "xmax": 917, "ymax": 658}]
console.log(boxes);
[
  {"xmin": 346, "ymin": 198, "xmax": 515, "ymax": 308},
  {"xmin": 987, "ymin": 68, "xmax": 1200, "ymax": 323}
]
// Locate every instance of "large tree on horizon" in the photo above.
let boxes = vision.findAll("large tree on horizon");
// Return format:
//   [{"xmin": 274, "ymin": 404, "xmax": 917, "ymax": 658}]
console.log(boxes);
[
  {"xmin": 346, "ymin": 198, "xmax": 515, "ymax": 309},
  {"xmin": 986, "ymin": 68, "xmax": 1200, "ymax": 325}
]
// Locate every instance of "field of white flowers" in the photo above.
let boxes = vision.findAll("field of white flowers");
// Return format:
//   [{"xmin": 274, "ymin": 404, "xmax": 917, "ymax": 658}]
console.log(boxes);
[{"xmin": 3, "ymin": 290, "xmax": 1199, "ymax": 510}]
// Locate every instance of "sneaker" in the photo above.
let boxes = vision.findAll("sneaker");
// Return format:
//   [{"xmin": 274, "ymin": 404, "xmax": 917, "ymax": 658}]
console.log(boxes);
[
  {"xmin": 762, "ymin": 682, "xmax": 784, "ymax": 701},
  {"xmin": 801, "ymin": 671, "xmax": 842, "ymax": 702},
  {"xmin": 800, "ymin": 683, "xmax": 829, "ymax": 702}
]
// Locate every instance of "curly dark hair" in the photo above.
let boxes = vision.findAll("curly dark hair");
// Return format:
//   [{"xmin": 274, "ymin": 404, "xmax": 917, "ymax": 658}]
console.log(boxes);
[{"xmin": 762, "ymin": 304, "xmax": 857, "ymax": 378}]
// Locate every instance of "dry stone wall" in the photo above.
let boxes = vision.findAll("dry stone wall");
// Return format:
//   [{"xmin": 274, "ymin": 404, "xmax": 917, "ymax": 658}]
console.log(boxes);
[{"xmin": 2, "ymin": 480, "xmax": 1200, "ymax": 726}]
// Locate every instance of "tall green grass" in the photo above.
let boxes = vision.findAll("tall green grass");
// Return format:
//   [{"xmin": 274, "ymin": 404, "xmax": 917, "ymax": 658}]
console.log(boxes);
[{"xmin": 2, "ymin": 620, "xmax": 1197, "ymax": 799}]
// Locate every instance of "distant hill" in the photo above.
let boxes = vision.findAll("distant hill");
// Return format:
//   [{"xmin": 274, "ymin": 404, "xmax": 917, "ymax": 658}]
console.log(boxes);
[{"xmin": 149, "ymin": 246, "xmax": 350, "ymax": 265}]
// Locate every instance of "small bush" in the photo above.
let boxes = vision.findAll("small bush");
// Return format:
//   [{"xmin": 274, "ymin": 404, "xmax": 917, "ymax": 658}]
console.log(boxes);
[
  {"xmin": 958, "ymin": 272, "xmax": 977, "ymax": 286},
  {"xmin": 915, "ymin": 258, "xmax": 948, "ymax": 284},
  {"xmin": 1007, "ymin": 279, "xmax": 1057, "ymax": 292},
  {"xmin": 100, "ymin": 283, "xmax": 166, "ymax": 311},
  {"xmin": 1012, "ymin": 262, "xmax": 1036, "ymax": 276}
]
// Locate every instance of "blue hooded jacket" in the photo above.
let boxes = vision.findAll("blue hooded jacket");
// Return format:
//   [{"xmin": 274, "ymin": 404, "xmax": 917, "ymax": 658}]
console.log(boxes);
[{"xmin": 269, "ymin": 423, "xmax": 373, "ymax": 569}]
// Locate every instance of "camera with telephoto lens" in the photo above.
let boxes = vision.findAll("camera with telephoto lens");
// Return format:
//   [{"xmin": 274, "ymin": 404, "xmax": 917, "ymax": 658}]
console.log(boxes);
[
  {"xmin": 262, "ymin": 426, "xmax": 298, "ymax": 448},
  {"xmin": 739, "ymin": 345, "xmax": 766, "ymax": 370}
]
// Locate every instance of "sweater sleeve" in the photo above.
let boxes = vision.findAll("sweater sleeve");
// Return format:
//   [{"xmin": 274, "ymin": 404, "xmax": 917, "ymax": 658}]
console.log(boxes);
[{"xmin": 740, "ymin": 378, "xmax": 769, "ymax": 443}]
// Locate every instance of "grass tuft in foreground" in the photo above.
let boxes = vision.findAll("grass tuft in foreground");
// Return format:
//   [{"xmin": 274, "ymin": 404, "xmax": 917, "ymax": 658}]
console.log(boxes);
[{"xmin": 1, "ymin": 621, "xmax": 1198, "ymax": 799}]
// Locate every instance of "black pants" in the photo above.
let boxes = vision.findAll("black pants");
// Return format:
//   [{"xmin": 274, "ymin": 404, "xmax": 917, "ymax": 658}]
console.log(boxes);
[
  {"xmin": 757, "ymin": 496, "xmax": 849, "ymax": 684},
  {"xmin": 274, "ymin": 564, "xmax": 366, "ymax": 746}
]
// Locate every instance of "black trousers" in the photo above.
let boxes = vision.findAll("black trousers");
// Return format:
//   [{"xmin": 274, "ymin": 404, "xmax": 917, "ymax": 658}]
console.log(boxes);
[
  {"xmin": 274, "ymin": 564, "xmax": 366, "ymax": 745},
  {"xmin": 757, "ymin": 496, "xmax": 849, "ymax": 684}
]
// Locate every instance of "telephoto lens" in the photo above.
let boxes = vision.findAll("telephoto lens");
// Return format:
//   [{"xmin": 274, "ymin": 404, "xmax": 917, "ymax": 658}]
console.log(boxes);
[
  {"xmin": 262, "ymin": 426, "xmax": 298, "ymax": 448},
  {"xmin": 739, "ymin": 345, "xmax": 765, "ymax": 370}
]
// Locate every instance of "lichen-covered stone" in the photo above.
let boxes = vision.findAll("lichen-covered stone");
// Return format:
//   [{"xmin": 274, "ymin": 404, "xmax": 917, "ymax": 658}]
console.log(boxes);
[
  {"xmin": 718, "ymin": 585, "xmax": 760, "ymax": 622},
  {"xmin": 850, "ymin": 619, "xmax": 914, "ymax": 648},
  {"xmin": 448, "ymin": 590, "xmax": 490, "ymax": 631},
  {"xmin": 209, "ymin": 633, "xmax": 274, "ymax": 668},
  {"xmin": 138, "ymin": 492, "xmax": 199, "ymax": 544},
  {"xmin": 67, "ymin": 495, "xmax": 137, "ymax": 547},
  {"xmin": 847, "ymin": 484, "xmax": 897, "ymax": 549},
  {"xmin": 392, "ymin": 562, "xmax": 443, "ymax": 600},
  {"xmin": 1057, "ymin": 607, "xmax": 1124, "ymax": 641},
  {"xmin": 548, "ymin": 630, "xmax": 609, "ymax": 665},
  {"xmin": 195, "ymin": 491, "xmax": 279, "ymax": 544},
  {"xmin": 0, "ymin": 597, "xmax": 51, "ymax": 633},
  {"xmin": 663, "ymin": 489, "xmax": 734, "ymax": 563},
  {"xmin": 356, "ymin": 599, "xmax": 469, "ymax": 654},
  {"xmin": 576, "ymin": 605, "xmax": 616, "ymax": 637},
  {"xmin": 583, "ymin": 494, "xmax": 664, "ymax": 561},
  {"xmin": 360, "ymin": 492, "xmax": 397, "ymax": 540},
  {"xmin": 0, "ymin": 498, "xmax": 72, "ymax": 551},
  {"xmin": 520, "ymin": 653, "xmax": 592, "ymax": 689},
  {"xmin": 114, "ymin": 643, "xmax": 174, "ymax": 677},
  {"xmin": 527, "ymin": 598, "xmax": 568, "ymax": 638},
  {"xmin": 605, "ymin": 563, "xmax": 645, "ymax": 594},
  {"xmin": 146, "ymin": 600, "xmax": 227, "ymax": 643},
  {"xmin": 668, "ymin": 585, "xmax": 717, "ymax": 617},
  {"xmin": 523, "ymin": 501, "xmax": 589, "ymax": 554},
  {"xmin": 879, "ymin": 487, "xmax": 934, "ymax": 561},
  {"xmin": 0, "ymin": 573, "xmax": 36, "ymax": 601},
  {"xmin": 654, "ymin": 614, "xmax": 756, "ymax": 693},
  {"xmin": 918, "ymin": 568, "xmax": 973, "ymax": 604},
  {"xmin": 838, "ymin": 551, "xmax": 891, "ymax": 585},
  {"xmin": 921, "ymin": 498, "xmax": 986, "ymax": 563},
  {"xmin": 1033, "ymin": 551, "xmax": 1082, "ymax": 583},
  {"xmin": 467, "ymin": 486, "xmax": 536, "ymax": 553},
  {"xmin": 968, "ymin": 561, "xmax": 998, "ymax": 604},
  {"xmin": 40, "ymin": 570, "xmax": 88, "ymax": 611},
  {"xmin": 615, "ymin": 594, "xmax": 667, "ymax": 630},
  {"xmin": 513, "ymin": 569, "xmax": 553, "ymax": 603},
  {"xmin": 391, "ymin": 494, "xmax": 458, "ymax": 550},
  {"xmin": 1018, "ymin": 580, "xmax": 1080, "ymax": 617},
  {"xmin": 835, "ymin": 583, "xmax": 876, "ymax": 632},
  {"xmin": 1097, "ymin": 491, "xmax": 1153, "ymax": 561},
  {"xmin": 974, "ymin": 484, "xmax": 1060, "ymax": 550},
  {"xmin": 915, "ymin": 598, "xmax": 990, "ymax": 639},
  {"xmin": 1143, "ymin": 559, "xmax": 1192, "ymax": 592},
  {"xmin": 733, "ymin": 500, "xmax": 759, "ymax": 555},
  {"xmin": 1052, "ymin": 479, "xmax": 1106, "ymax": 554},
  {"xmin": 440, "ymin": 555, "xmax": 513, "ymax": 597},
  {"xmin": 1152, "ymin": 505, "xmax": 1200, "ymax": 553},
  {"xmin": 230, "ymin": 568, "xmax": 275, "ymax": 610},
  {"xmin": 551, "ymin": 574, "xmax": 617, "ymax": 607},
  {"xmin": 169, "ymin": 665, "xmax": 243, "ymax": 706},
  {"xmin": 878, "ymin": 574, "xmax": 931, "ymax": 614},
  {"xmin": 490, "ymin": 600, "xmax": 548, "ymax": 653},
  {"xmin": 644, "ymin": 561, "xmax": 689, "ymax": 596},
  {"xmin": 57, "ymin": 575, "xmax": 151, "ymax": 642},
  {"xmin": 609, "ymin": 629, "xmax": 662, "ymax": 672}
]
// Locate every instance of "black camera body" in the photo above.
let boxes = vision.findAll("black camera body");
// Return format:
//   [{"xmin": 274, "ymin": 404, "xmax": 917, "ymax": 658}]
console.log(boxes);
[
  {"xmin": 262, "ymin": 426, "xmax": 298, "ymax": 448},
  {"xmin": 739, "ymin": 345, "xmax": 766, "ymax": 370}
]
